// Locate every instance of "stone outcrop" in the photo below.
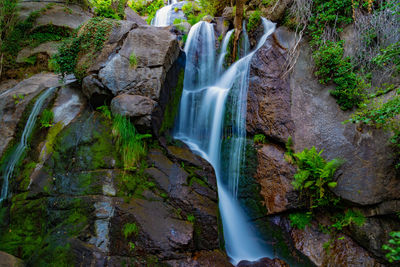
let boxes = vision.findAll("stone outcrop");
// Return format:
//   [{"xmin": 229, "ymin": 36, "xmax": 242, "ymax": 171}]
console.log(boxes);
[{"xmin": 248, "ymin": 26, "xmax": 399, "ymax": 266}]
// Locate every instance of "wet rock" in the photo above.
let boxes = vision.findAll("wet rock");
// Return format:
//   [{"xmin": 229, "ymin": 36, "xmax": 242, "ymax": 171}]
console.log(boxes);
[
  {"xmin": 52, "ymin": 83, "xmax": 85, "ymax": 127},
  {"xmin": 0, "ymin": 73, "xmax": 61, "ymax": 157},
  {"xmin": 255, "ymin": 144, "xmax": 300, "ymax": 214},
  {"xmin": 82, "ymin": 74, "xmax": 112, "ymax": 107},
  {"xmin": 124, "ymin": 6, "xmax": 146, "ymax": 25},
  {"xmin": 110, "ymin": 94, "xmax": 157, "ymax": 128},
  {"xmin": 237, "ymin": 257, "xmax": 289, "ymax": 267},
  {"xmin": 248, "ymin": 35, "xmax": 294, "ymax": 143},
  {"xmin": 291, "ymin": 223, "xmax": 383, "ymax": 267},
  {"xmin": 0, "ymin": 251, "xmax": 25, "ymax": 267}
]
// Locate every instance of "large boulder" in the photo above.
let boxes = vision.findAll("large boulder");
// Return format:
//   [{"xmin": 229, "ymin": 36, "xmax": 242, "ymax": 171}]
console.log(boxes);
[{"xmin": 0, "ymin": 251, "xmax": 25, "ymax": 267}]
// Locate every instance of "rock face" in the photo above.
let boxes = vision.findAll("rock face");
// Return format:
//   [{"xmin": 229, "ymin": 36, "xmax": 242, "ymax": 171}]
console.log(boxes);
[
  {"xmin": 248, "ymin": 27, "xmax": 399, "ymax": 265},
  {"xmin": 83, "ymin": 21, "xmax": 183, "ymax": 133},
  {"xmin": 124, "ymin": 6, "xmax": 146, "ymax": 25},
  {"xmin": 255, "ymin": 144, "xmax": 299, "ymax": 214},
  {"xmin": 111, "ymin": 94, "xmax": 157, "ymax": 128},
  {"xmin": 0, "ymin": 73, "xmax": 61, "ymax": 157},
  {"xmin": 0, "ymin": 251, "xmax": 25, "ymax": 267}
]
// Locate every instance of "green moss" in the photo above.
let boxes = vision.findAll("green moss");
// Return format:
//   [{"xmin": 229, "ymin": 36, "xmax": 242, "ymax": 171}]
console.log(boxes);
[
  {"xmin": 159, "ymin": 69, "xmax": 185, "ymax": 135},
  {"xmin": 247, "ymin": 10, "xmax": 261, "ymax": 32},
  {"xmin": 129, "ymin": 52, "xmax": 138, "ymax": 68}
]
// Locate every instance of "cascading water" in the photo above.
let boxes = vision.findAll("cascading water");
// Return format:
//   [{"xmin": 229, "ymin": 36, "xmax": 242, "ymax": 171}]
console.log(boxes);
[
  {"xmin": 241, "ymin": 22, "xmax": 251, "ymax": 57},
  {"xmin": 175, "ymin": 19, "xmax": 276, "ymax": 265},
  {"xmin": 0, "ymin": 87, "xmax": 56, "ymax": 203},
  {"xmin": 152, "ymin": 0, "xmax": 178, "ymax": 27},
  {"xmin": 216, "ymin": 29, "xmax": 234, "ymax": 76}
]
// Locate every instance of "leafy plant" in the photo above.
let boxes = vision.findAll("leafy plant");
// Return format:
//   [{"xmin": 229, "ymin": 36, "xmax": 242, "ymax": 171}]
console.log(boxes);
[
  {"xmin": 112, "ymin": 114, "xmax": 151, "ymax": 170},
  {"xmin": 187, "ymin": 214, "xmax": 195, "ymax": 224},
  {"xmin": 330, "ymin": 209, "xmax": 366, "ymax": 231},
  {"xmin": 97, "ymin": 105, "xmax": 112, "ymax": 120},
  {"xmin": 291, "ymin": 146, "xmax": 343, "ymax": 209},
  {"xmin": 289, "ymin": 212, "xmax": 312, "ymax": 230},
  {"xmin": 383, "ymin": 231, "xmax": 400, "ymax": 263},
  {"xmin": 129, "ymin": 52, "xmax": 137, "ymax": 68},
  {"xmin": 12, "ymin": 94, "xmax": 24, "ymax": 104},
  {"xmin": 247, "ymin": 10, "xmax": 261, "ymax": 32},
  {"xmin": 40, "ymin": 109, "xmax": 54, "ymax": 128},
  {"xmin": 253, "ymin": 134, "xmax": 266, "ymax": 144},
  {"xmin": 123, "ymin": 223, "xmax": 139, "ymax": 239}
]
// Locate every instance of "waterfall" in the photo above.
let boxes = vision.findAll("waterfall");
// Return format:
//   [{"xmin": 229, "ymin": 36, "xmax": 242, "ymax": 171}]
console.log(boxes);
[
  {"xmin": 242, "ymin": 22, "xmax": 250, "ymax": 57},
  {"xmin": 216, "ymin": 29, "xmax": 234, "ymax": 76},
  {"xmin": 153, "ymin": 0, "xmax": 179, "ymax": 27},
  {"xmin": 0, "ymin": 87, "xmax": 56, "ymax": 203},
  {"xmin": 175, "ymin": 19, "xmax": 276, "ymax": 265}
]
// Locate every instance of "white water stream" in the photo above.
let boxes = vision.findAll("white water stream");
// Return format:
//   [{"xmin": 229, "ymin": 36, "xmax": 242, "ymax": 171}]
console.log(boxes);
[
  {"xmin": 0, "ymin": 87, "xmax": 57, "ymax": 203},
  {"xmin": 152, "ymin": 0, "xmax": 178, "ymax": 27},
  {"xmin": 175, "ymin": 19, "xmax": 276, "ymax": 264}
]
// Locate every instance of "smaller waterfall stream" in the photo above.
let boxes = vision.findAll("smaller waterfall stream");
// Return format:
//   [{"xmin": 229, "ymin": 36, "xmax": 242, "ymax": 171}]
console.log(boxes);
[
  {"xmin": 152, "ymin": 0, "xmax": 178, "ymax": 27},
  {"xmin": 216, "ymin": 29, "xmax": 234, "ymax": 76},
  {"xmin": 0, "ymin": 87, "xmax": 57, "ymax": 203},
  {"xmin": 175, "ymin": 19, "xmax": 276, "ymax": 265}
]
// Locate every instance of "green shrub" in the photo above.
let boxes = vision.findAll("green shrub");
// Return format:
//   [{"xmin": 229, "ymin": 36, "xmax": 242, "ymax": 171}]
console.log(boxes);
[
  {"xmin": 253, "ymin": 134, "xmax": 266, "ymax": 144},
  {"xmin": 330, "ymin": 209, "xmax": 365, "ymax": 231},
  {"xmin": 187, "ymin": 214, "xmax": 195, "ymax": 224},
  {"xmin": 247, "ymin": 10, "xmax": 261, "ymax": 32},
  {"xmin": 129, "ymin": 0, "xmax": 164, "ymax": 24},
  {"xmin": 89, "ymin": 0, "xmax": 126, "ymax": 19},
  {"xmin": 291, "ymin": 146, "xmax": 343, "ymax": 209},
  {"xmin": 289, "ymin": 212, "xmax": 312, "ymax": 230},
  {"xmin": 40, "ymin": 109, "xmax": 54, "ymax": 128},
  {"xmin": 123, "ymin": 223, "xmax": 139, "ymax": 239},
  {"xmin": 53, "ymin": 17, "xmax": 114, "ymax": 80},
  {"xmin": 383, "ymin": 231, "xmax": 400, "ymax": 263},
  {"xmin": 112, "ymin": 114, "xmax": 151, "ymax": 170},
  {"xmin": 129, "ymin": 52, "xmax": 137, "ymax": 68}
]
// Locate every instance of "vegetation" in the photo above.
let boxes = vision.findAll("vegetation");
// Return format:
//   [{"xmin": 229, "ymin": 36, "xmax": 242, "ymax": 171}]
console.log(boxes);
[
  {"xmin": 112, "ymin": 114, "xmax": 151, "ymax": 170},
  {"xmin": 247, "ymin": 10, "xmax": 261, "ymax": 32},
  {"xmin": 383, "ymin": 231, "xmax": 400, "ymax": 263},
  {"xmin": 129, "ymin": 0, "xmax": 164, "ymax": 24},
  {"xmin": 129, "ymin": 51, "xmax": 138, "ymax": 68},
  {"xmin": 253, "ymin": 134, "xmax": 266, "ymax": 144},
  {"xmin": 0, "ymin": 0, "xmax": 19, "ymax": 76},
  {"xmin": 39, "ymin": 109, "xmax": 54, "ymax": 128},
  {"xmin": 123, "ymin": 223, "xmax": 139, "ymax": 239},
  {"xmin": 291, "ymin": 146, "xmax": 343, "ymax": 209},
  {"xmin": 90, "ymin": 0, "xmax": 127, "ymax": 19},
  {"xmin": 289, "ymin": 212, "xmax": 312, "ymax": 230},
  {"xmin": 53, "ymin": 17, "xmax": 114, "ymax": 81}
]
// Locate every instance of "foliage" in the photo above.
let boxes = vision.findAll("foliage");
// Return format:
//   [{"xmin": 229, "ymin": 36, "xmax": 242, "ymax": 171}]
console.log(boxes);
[
  {"xmin": 291, "ymin": 146, "xmax": 343, "ymax": 209},
  {"xmin": 40, "ymin": 109, "xmax": 54, "ymax": 128},
  {"xmin": 12, "ymin": 94, "xmax": 24, "ymax": 105},
  {"xmin": 182, "ymin": 2, "xmax": 205, "ymax": 26},
  {"xmin": 187, "ymin": 214, "xmax": 195, "ymax": 224},
  {"xmin": 89, "ymin": 0, "xmax": 127, "ymax": 19},
  {"xmin": 112, "ymin": 114, "xmax": 151, "ymax": 170},
  {"xmin": 129, "ymin": 52, "xmax": 138, "ymax": 68},
  {"xmin": 0, "ymin": 0, "xmax": 19, "ymax": 57},
  {"xmin": 373, "ymin": 41, "xmax": 400, "ymax": 74},
  {"xmin": 97, "ymin": 105, "xmax": 112, "ymax": 120},
  {"xmin": 330, "ymin": 209, "xmax": 366, "ymax": 230},
  {"xmin": 349, "ymin": 89, "xmax": 400, "ymax": 167},
  {"xmin": 253, "ymin": 134, "xmax": 266, "ymax": 144},
  {"xmin": 53, "ymin": 17, "xmax": 114, "ymax": 81},
  {"xmin": 247, "ymin": 10, "xmax": 261, "ymax": 32},
  {"xmin": 123, "ymin": 223, "xmax": 139, "ymax": 239},
  {"xmin": 289, "ymin": 212, "xmax": 312, "ymax": 230},
  {"xmin": 129, "ymin": 0, "xmax": 164, "ymax": 24},
  {"xmin": 383, "ymin": 231, "xmax": 400, "ymax": 263}
]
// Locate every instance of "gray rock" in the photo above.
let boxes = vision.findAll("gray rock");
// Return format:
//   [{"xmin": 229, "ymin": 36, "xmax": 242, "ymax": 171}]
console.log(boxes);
[
  {"xmin": 0, "ymin": 73, "xmax": 61, "ymax": 157},
  {"xmin": 222, "ymin": 7, "xmax": 234, "ymax": 20},
  {"xmin": 16, "ymin": 41, "xmax": 59, "ymax": 63},
  {"xmin": 98, "ymin": 26, "xmax": 180, "ymax": 99},
  {"xmin": 110, "ymin": 94, "xmax": 157, "ymax": 127},
  {"xmin": 124, "ymin": 6, "xmax": 146, "ymax": 25},
  {"xmin": 82, "ymin": 74, "xmax": 111, "ymax": 107}
]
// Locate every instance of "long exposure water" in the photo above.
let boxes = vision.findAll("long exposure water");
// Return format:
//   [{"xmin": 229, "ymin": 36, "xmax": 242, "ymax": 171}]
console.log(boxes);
[{"xmin": 175, "ymin": 19, "xmax": 276, "ymax": 264}]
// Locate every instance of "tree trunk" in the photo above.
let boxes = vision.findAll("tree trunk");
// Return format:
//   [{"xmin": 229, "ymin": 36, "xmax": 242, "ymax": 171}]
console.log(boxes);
[{"xmin": 232, "ymin": 0, "xmax": 245, "ymax": 63}]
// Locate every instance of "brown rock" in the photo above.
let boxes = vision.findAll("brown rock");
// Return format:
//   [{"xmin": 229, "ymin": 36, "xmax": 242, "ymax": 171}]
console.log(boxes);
[
  {"xmin": 247, "ymin": 35, "xmax": 294, "ymax": 143},
  {"xmin": 167, "ymin": 250, "xmax": 234, "ymax": 267},
  {"xmin": 255, "ymin": 144, "xmax": 299, "ymax": 214},
  {"xmin": 291, "ymin": 224, "xmax": 383, "ymax": 267}
]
